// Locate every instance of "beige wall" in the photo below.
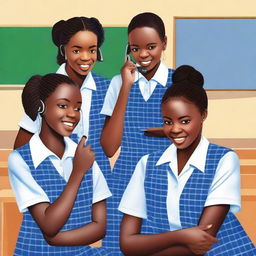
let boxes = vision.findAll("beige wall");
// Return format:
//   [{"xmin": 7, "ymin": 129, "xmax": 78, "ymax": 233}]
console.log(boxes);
[{"xmin": 1, "ymin": 0, "xmax": 256, "ymax": 139}]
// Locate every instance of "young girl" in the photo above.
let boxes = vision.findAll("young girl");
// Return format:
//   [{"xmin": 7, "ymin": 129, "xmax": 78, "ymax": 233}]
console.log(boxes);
[
  {"xmin": 118, "ymin": 65, "xmax": 256, "ymax": 255},
  {"xmin": 14, "ymin": 16, "xmax": 111, "ymax": 181},
  {"xmin": 8, "ymin": 74, "xmax": 112, "ymax": 255},
  {"xmin": 100, "ymin": 12, "xmax": 174, "ymax": 254}
]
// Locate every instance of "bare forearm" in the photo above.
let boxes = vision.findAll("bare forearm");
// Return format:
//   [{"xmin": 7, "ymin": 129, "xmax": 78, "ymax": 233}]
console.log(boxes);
[
  {"xmin": 101, "ymin": 85, "xmax": 131, "ymax": 157},
  {"xmin": 29, "ymin": 171, "xmax": 84, "ymax": 236},
  {"xmin": 45, "ymin": 221, "xmax": 105, "ymax": 246},
  {"xmin": 121, "ymin": 230, "xmax": 192, "ymax": 256},
  {"xmin": 45, "ymin": 200, "xmax": 106, "ymax": 246}
]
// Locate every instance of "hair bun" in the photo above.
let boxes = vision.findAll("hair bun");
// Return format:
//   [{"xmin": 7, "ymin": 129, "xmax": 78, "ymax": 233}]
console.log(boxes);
[
  {"xmin": 52, "ymin": 20, "xmax": 66, "ymax": 46},
  {"xmin": 172, "ymin": 65, "xmax": 204, "ymax": 88}
]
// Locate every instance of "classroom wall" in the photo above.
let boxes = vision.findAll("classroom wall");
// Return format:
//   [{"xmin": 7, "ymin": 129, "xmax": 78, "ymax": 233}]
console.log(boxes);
[{"xmin": 1, "ymin": 0, "xmax": 256, "ymax": 143}]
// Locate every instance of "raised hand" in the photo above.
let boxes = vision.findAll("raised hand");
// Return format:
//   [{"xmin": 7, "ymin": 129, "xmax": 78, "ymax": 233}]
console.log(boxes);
[{"xmin": 73, "ymin": 136, "xmax": 95, "ymax": 176}]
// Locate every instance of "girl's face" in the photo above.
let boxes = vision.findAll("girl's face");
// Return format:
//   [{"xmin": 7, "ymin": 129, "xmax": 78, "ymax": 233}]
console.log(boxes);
[
  {"xmin": 162, "ymin": 97, "xmax": 207, "ymax": 151},
  {"xmin": 65, "ymin": 30, "xmax": 98, "ymax": 77},
  {"xmin": 128, "ymin": 27, "xmax": 166, "ymax": 73},
  {"xmin": 43, "ymin": 83, "xmax": 82, "ymax": 137}
]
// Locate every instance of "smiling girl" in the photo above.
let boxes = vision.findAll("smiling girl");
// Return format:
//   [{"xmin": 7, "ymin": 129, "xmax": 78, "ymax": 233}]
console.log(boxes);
[
  {"xmin": 118, "ymin": 65, "xmax": 256, "ymax": 255},
  {"xmin": 8, "ymin": 74, "xmax": 112, "ymax": 255},
  {"xmin": 14, "ymin": 17, "xmax": 111, "ymax": 181},
  {"xmin": 100, "ymin": 12, "xmax": 174, "ymax": 254}
]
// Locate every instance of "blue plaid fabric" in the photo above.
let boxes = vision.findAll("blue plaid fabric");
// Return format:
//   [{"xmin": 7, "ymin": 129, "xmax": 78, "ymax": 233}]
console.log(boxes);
[
  {"xmin": 142, "ymin": 143, "xmax": 256, "ymax": 255},
  {"xmin": 102, "ymin": 69, "xmax": 174, "ymax": 255},
  {"xmin": 15, "ymin": 144, "xmax": 112, "ymax": 256},
  {"xmin": 70, "ymin": 73, "xmax": 111, "ymax": 184}
]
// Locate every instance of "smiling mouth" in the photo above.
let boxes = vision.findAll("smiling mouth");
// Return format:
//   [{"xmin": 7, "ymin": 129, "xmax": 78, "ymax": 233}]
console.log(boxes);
[
  {"xmin": 172, "ymin": 137, "xmax": 186, "ymax": 144},
  {"xmin": 140, "ymin": 60, "xmax": 151, "ymax": 66},
  {"xmin": 63, "ymin": 121, "xmax": 74, "ymax": 127},
  {"xmin": 79, "ymin": 64, "xmax": 90, "ymax": 71}
]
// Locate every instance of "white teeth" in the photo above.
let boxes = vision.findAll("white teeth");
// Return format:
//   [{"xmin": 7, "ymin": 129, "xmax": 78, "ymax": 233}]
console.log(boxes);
[
  {"xmin": 80, "ymin": 64, "xmax": 89, "ymax": 68},
  {"xmin": 141, "ymin": 61, "xmax": 151, "ymax": 65},
  {"xmin": 174, "ymin": 137, "xmax": 185, "ymax": 141},
  {"xmin": 63, "ymin": 122, "xmax": 73, "ymax": 127}
]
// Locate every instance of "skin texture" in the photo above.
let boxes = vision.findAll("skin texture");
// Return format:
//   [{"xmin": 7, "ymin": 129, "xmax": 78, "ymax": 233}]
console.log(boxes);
[
  {"xmin": 120, "ymin": 97, "xmax": 230, "ymax": 256},
  {"xmin": 65, "ymin": 30, "xmax": 98, "ymax": 87},
  {"xmin": 13, "ymin": 30, "xmax": 98, "ymax": 149},
  {"xmin": 26, "ymin": 83, "xmax": 107, "ymax": 245},
  {"xmin": 100, "ymin": 26, "xmax": 167, "ymax": 157}
]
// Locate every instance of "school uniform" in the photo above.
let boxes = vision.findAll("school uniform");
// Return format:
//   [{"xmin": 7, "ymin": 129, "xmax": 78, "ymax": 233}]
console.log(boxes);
[
  {"xmin": 100, "ymin": 62, "xmax": 174, "ymax": 254},
  {"xmin": 119, "ymin": 136, "xmax": 256, "ymax": 255},
  {"xmin": 18, "ymin": 64, "xmax": 111, "ymax": 181},
  {"xmin": 8, "ymin": 133, "xmax": 112, "ymax": 256}
]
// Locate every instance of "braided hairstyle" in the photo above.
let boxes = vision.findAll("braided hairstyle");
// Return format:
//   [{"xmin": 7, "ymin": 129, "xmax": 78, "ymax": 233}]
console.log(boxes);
[
  {"xmin": 128, "ymin": 12, "xmax": 166, "ymax": 41},
  {"xmin": 22, "ymin": 73, "xmax": 78, "ymax": 121},
  {"xmin": 52, "ymin": 17, "xmax": 104, "ymax": 65},
  {"xmin": 162, "ymin": 65, "xmax": 207, "ymax": 114}
]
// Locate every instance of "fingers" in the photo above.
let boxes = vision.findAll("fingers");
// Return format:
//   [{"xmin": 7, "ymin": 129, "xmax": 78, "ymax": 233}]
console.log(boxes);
[{"xmin": 78, "ymin": 136, "xmax": 87, "ymax": 148}]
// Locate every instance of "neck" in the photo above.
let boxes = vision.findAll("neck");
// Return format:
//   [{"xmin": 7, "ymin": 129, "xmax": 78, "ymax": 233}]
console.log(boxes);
[
  {"xmin": 143, "ymin": 61, "xmax": 160, "ymax": 81},
  {"xmin": 177, "ymin": 134, "xmax": 202, "ymax": 175},
  {"xmin": 40, "ymin": 119, "xmax": 65, "ymax": 159},
  {"xmin": 65, "ymin": 64, "xmax": 85, "ymax": 88}
]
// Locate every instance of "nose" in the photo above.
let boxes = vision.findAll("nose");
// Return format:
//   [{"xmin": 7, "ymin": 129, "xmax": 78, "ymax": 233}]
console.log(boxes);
[
  {"xmin": 66, "ymin": 107, "xmax": 76, "ymax": 118},
  {"xmin": 139, "ymin": 49, "xmax": 149, "ymax": 58},
  {"xmin": 170, "ymin": 123, "xmax": 182, "ymax": 134},
  {"xmin": 80, "ymin": 51, "xmax": 90, "ymax": 61}
]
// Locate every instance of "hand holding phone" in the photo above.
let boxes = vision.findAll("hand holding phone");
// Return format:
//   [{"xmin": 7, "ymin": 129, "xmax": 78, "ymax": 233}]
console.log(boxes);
[{"xmin": 125, "ymin": 44, "xmax": 148, "ymax": 74}]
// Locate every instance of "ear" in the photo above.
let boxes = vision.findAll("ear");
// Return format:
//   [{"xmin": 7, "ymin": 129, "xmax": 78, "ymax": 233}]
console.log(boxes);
[
  {"xmin": 202, "ymin": 110, "xmax": 208, "ymax": 122},
  {"xmin": 162, "ymin": 36, "xmax": 167, "ymax": 50}
]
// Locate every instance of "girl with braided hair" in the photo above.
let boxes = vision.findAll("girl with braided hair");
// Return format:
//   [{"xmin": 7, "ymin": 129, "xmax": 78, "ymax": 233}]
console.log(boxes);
[
  {"xmin": 14, "ymin": 17, "xmax": 111, "ymax": 182},
  {"xmin": 118, "ymin": 65, "xmax": 256, "ymax": 255},
  {"xmin": 8, "ymin": 73, "xmax": 112, "ymax": 255}
]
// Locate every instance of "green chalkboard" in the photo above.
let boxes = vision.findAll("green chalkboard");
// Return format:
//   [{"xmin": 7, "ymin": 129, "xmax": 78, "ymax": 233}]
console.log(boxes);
[{"xmin": 0, "ymin": 27, "xmax": 127, "ymax": 84}]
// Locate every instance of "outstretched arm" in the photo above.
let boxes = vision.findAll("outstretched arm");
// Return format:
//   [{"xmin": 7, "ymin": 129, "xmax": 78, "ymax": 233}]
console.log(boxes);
[
  {"xmin": 120, "ymin": 214, "xmax": 217, "ymax": 256},
  {"xmin": 44, "ymin": 200, "xmax": 106, "ymax": 246},
  {"xmin": 29, "ymin": 137, "xmax": 95, "ymax": 237},
  {"xmin": 100, "ymin": 60, "xmax": 136, "ymax": 157}
]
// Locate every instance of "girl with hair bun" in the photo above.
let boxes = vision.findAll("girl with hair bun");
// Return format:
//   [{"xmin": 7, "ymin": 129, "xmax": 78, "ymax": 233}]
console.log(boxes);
[
  {"xmin": 100, "ymin": 12, "xmax": 174, "ymax": 254},
  {"xmin": 119, "ymin": 65, "xmax": 256, "ymax": 255},
  {"xmin": 14, "ymin": 17, "xmax": 111, "ymax": 182},
  {"xmin": 8, "ymin": 74, "xmax": 112, "ymax": 255}
]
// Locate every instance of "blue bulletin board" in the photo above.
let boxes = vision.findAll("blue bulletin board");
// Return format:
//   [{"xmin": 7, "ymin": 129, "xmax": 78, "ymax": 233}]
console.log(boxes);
[{"xmin": 175, "ymin": 18, "xmax": 256, "ymax": 89}]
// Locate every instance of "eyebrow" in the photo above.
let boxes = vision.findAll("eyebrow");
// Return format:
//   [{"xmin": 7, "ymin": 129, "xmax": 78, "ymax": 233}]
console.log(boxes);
[
  {"xmin": 71, "ymin": 45, "xmax": 97, "ymax": 49},
  {"xmin": 130, "ymin": 43, "xmax": 157, "ymax": 47},
  {"xmin": 162, "ymin": 115, "xmax": 190, "ymax": 120},
  {"xmin": 57, "ymin": 98, "xmax": 82, "ymax": 104}
]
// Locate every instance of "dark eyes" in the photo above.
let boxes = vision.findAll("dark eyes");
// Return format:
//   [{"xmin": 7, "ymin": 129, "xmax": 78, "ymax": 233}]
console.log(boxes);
[
  {"xmin": 58, "ymin": 104, "xmax": 81, "ymax": 111},
  {"xmin": 163, "ymin": 120, "xmax": 191, "ymax": 125},
  {"xmin": 131, "ymin": 45, "xmax": 156, "ymax": 52}
]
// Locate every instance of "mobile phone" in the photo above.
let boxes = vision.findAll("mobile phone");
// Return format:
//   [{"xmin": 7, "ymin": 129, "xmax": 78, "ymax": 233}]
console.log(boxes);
[{"xmin": 125, "ymin": 44, "xmax": 148, "ymax": 74}]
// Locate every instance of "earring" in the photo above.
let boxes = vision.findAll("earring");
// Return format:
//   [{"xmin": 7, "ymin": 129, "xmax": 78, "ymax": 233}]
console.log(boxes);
[
  {"xmin": 60, "ymin": 45, "xmax": 65, "ymax": 56},
  {"xmin": 97, "ymin": 48, "xmax": 103, "ymax": 62},
  {"xmin": 38, "ymin": 100, "xmax": 45, "ymax": 114}
]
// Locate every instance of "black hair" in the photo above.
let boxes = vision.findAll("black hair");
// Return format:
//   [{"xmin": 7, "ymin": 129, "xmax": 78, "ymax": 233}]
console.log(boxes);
[
  {"xmin": 162, "ymin": 65, "xmax": 208, "ymax": 114},
  {"xmin": 52, "ymin": 17, "xmax": 104, "ymax": 64},
  {"xmin": 128, "ymin": 12, "xmax": 166, "ymax": 41},
  {"xmin": 22, "ymin": 73, "xmax": 78, "ymax": 121}
]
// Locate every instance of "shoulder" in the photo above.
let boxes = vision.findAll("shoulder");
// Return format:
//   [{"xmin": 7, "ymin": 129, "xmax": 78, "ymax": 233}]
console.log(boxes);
[
  {"xmin": 208, "ymin": 143, "xmax": 233, "ymax": 157},
  {"xmin": 8, "ymin": 149, "xmax": 29, "ymax": 175},
  {"xmin": 92, "ymin": 73, "xmax": 110, "ymax": 84}
]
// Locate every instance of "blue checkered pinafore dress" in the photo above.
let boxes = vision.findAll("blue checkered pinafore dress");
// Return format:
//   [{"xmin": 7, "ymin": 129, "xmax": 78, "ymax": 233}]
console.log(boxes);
[
  {"xmin": 70, "ymin": 73, "xmax": 111, "ymax": 183},
  {"xmin": 14, "ymin": 143, "xmax": 112, "ymax": 256},
  {"xmin": 142, "ymin": 143, "xmax": 256, "ymax": 255},
  {"xmin": 102, "ymin": 69, "xmax": 174, "ymax": 254}
]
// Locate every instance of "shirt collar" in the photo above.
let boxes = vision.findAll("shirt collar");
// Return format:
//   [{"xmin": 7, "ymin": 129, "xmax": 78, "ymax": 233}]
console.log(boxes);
[
  {"xmin": 134, "ymin": 61, "xmax": 168, "ymax": 87},
  {"xmin": 156, "ymin": 136, "xmax": 209, "ymax": 173},
  {"xmin": 56, "ymin": 63, "xmax": 97, "ymax": 91},
  {"xmin": 29, "ymin": 133, "xmax": 77, "ymax": 168}
]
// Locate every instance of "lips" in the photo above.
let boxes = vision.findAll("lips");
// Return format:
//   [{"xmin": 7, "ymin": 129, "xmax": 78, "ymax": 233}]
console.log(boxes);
[
  {"xmin": 140, "ymin": 60, "xmax": 151, "ymax": 66},
  {"xmin": 79, "ymin": 64, "xmax": 91, "ymax": 71},
  {"xmin": 172, "ymin": 137, "xmax": 186, "ymax": 144},
  {"xmin": 62, "ymin": 121, "xmax": 75, "ymax": 130}
]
